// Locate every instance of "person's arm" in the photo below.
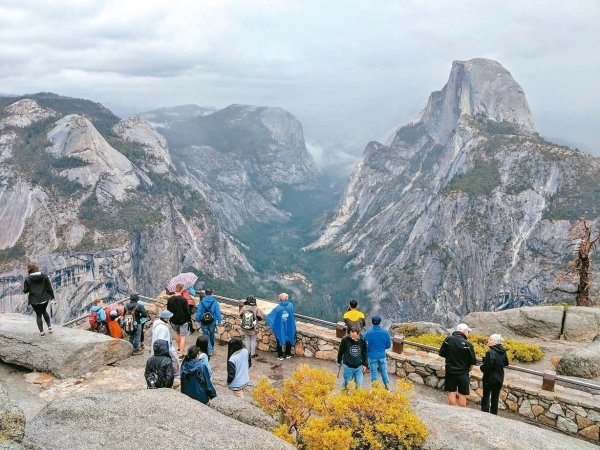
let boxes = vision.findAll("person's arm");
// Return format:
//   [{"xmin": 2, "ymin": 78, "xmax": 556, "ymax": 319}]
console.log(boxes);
[
  {"xmin": 165, "ymin": 360, "xmax": 174, "ymax": 388},
  {"xmin": 227, "ymin": 360, "xmax": 236, "ymax": 385},
  {"xmin": 248, "ymin": 349, "xmax": 252, "ymax": 369},
  {"xmin": 202, "ymin": 364, "xmax": 217, "ymax": 399},
  {"xmin": 195, "ymin": 303, "xmax": 204, "ymax": 322},
  {"xmin": 256, "ymin": 307, "xmax": 264, "ymax": 321},
  {"xmin": 361, "ymin": 340, "xmax": 368, "ymax": 368},
  {"xmin": 99, "ymin": 308, "xmax": 107, "ymax": 322},
  {"xmin": 183, "ymin": 299, "xmax": 191, "ymax": 322},
  {"xmin": 480, "ymin": 352, "xmax": 490, "ymax": 373},
  {"xmin": 468, "ymin": 343, "xmax": 477, "ymax": 366},
  {"xmin": 215, "ymin": 303, "xmax": 222, "ymax": 325},
  {"xmin": 439, "ymin": 338, "xmax": 448, "ymax": 358},
  {"xmin": 45, "ymin": 275, "xmax": 55, "ymax": 299},
  {"xmin": 23, "ymin": 278, "xmax": 30, "ymax": 294},
  {"xmin": 385, "ymin": 332, "xmax": 392, "ymax": 350},
  {"xmin": 337, "ymin": 339, "xmax": 346, "ymax": 365},
  {"xmin": 503, "ymin": 353, "xmax": 509, "ymax": 367}
]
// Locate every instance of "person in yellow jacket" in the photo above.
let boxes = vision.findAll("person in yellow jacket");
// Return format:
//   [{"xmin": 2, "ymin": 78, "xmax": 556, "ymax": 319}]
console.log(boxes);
[{"xmin": 342, "ymin": 299, "xmax": 366, "ymax": 334}]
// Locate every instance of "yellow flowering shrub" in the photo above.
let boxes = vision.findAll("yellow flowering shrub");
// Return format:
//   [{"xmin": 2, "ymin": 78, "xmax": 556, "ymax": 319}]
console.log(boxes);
[
  {"xmin": 405, "ymin": 333, "xmax": 543, "ymax": 363},
  {"xmin": 252, "ymin": 365, "xmax": 427, "ymax": 449}
]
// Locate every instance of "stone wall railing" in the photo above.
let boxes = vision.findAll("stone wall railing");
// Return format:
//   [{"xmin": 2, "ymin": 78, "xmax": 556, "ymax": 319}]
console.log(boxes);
[{"xmin": 212, "ymin": 303, "xmax": 600, "ymax": 443}]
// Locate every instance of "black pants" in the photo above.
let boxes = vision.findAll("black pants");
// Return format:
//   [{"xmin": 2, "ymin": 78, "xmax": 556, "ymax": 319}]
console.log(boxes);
[
  {"xmin": 32, "ymin": 302, "xmax": 51, "ymax": 332},
  {"xmin": 277, "ymin": 342, "xmax": 292, "ymax": 358},
  {"xmin": 481, "ymin": 381, "xmax": 502, "ymax": 415}
]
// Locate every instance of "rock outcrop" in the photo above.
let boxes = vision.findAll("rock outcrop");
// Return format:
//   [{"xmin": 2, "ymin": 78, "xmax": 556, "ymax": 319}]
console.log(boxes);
[
  {"xmin": 209, "ymin": 394, "xmax": 279, "ymax": 431},
  {"xmin": 562, "ymin": 307, "xmax": 600, "ymax": 342},
  {"xmin": 26, "ymin": 389, "xmax": 295, "ymax": 450},
  {"xmin": 390, "ymin": 321, "xmax": 449, "ymax": 337},
  {"xmin": 414, "ymin": 399, "xmax": 599, "ymax": 450},
  {"xmin": 462, "ymin": 306, "xmax": 564, "ymax": 340},
  {"xmin": 557, "ymin": 335, "xmax": 600, "ymax": 379},
  {"xmin": 0, "ymin": 383, "xmax": 25, "ymax": 443},
  {"xmin": 0, "ymin": 314, "xmax": 132, "ymax": 378},
  {"xmin": 311, "ymin": 58, "xmax": 600, "ymax": 325}
]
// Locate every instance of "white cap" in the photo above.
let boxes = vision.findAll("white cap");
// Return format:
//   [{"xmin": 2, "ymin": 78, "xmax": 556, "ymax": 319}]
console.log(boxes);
[{"xmin": 457, "ymin": 323, "xmax": 472, "ymax": 333}]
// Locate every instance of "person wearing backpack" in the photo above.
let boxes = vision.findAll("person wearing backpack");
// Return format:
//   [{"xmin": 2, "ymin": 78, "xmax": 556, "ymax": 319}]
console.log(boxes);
[
  {"xmin": 144, "ymin": 339, "xmax": 174, "ymax": 389},
  {"xmin": 480, "ymin": 334, "xmax": 509, "ymax": 415},
  {"xmin": 343, "ymin": 299, "xmax": 366, "ymax": 334},
  {"xmin": 167, "ymin": 284, "xmax": 192, "ymax": 359},
  {"xmin": 180, "ymin": 345, "xmax": 217, "ymax": 404},
  {"xmin": 23, "ymin": 262, "xmax": 55, "ymax": 336},
  {"xmin": 106, "ymin": 304, "xmax": 124, "ymax": 338},
  {"xmin": 265, "ymin": 293, "xmax": 296, "ymax": 360},
  {"xmin": 89, "ymin": 298, "xmax": 108, "ymax": 334},
  {"xmin": 227, "ymin": 337, "xmax": 251, "ymax": 397},
  {"xmin": 239, "ymin": 296, "xmax": 264, "ymax": 358},
  {"xmin": 195, "ymin": 289, "xmax": 222, "ymax": 356},
  {"xmin": 123, "ymin": 293, "xmax": 147, "ymax": 355},
  {"xmin": 151, "ymin": 310, "xmax": 179, "ymax": 376}
]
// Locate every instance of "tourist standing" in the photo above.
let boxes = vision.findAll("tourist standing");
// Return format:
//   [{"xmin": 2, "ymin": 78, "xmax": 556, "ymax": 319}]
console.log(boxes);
[
  {"xmin": 167, "ymin": 284, "xmax": 192, "ymax": 359},
  {"xmin": 337, "ymin": 327, "xmax": 368, "ymax": 389},
  {"xmin": 480, "ymin": 334, "xmax": 509, "ymax": 415},
  {"xmin": 265, "ymin": 293, "xmax": 297, "ymax": 360},
  {"xmin": 239, "ymin": 296, "xmax": 264, "ymax": 357},
  {"xmin": 342, "ymin": 299, "xmax": 366, "ymax": 334},
  {"xmin": 195, "ymin": 289, "xmax": 222, "ymax": 356},
  {"xmin": 438, "ymin": 323, "xmax": 477, "ymax": 407},
  {"xmin": 151, "ymin": 309, "xmax": 179, "ymax": 375},
  {"xmin": 364, "ymin": 315, "xmax": 392, "ymax": 390},
  {"xmin": 23, "ymin": 262, "xmax": 55, "ymax": 336},
  {"xmin": 123, "ymin": 293, "xmax": 148, "ymax": 355}
]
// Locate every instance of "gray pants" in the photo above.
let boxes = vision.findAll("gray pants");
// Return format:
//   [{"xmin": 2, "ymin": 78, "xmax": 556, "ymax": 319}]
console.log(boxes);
[{"xmin": 243, "ymin": 332, "xmax": 257, "ymax": 356}]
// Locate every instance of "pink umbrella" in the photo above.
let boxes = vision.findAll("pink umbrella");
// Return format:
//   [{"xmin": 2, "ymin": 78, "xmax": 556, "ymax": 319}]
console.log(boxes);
[{"xmin": 167, "ymin": 272, "xmax": 198, "ymax": 292}]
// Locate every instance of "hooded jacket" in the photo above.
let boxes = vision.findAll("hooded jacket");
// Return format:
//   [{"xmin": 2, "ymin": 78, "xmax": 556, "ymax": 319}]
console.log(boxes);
[
  {"xmin": 151, "ymin": 319, "xmax": 174, "ymax": 354},
  {"xmin": 439, "ymin": 331, "xmax": 478, "ymax": 375},
  {"xmin": 181, "ymin": 356, "xmax": 217, "ymax": 404},
  {"xmin": 480, "ymin": 344, "xmax": 509, "ymax": 385},
  {"xmin": 23, "ymin": 272, "xmax": 55, "ymax": 305},
  {"xmin": 364, "ymin": 325, "xmax": 392, "ymax": 360},
  {"xmin": 195, "ymin": 295, "xmax": 222, "ymax": 325},
  {"xmin": 144, "ymin": 339, "xmax": 174, "ymax": 388}
]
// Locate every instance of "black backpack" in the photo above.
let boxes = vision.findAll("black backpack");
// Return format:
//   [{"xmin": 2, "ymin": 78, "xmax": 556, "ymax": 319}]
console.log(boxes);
[
  {"xmin": 240, "ymin": 310, "xmax": 256, "ymax": 330},
  {"xmin": 200, "ymin": 301, "xmax": 215, "ymax": 325},
  {"xmin": 146, "ymin": 370, "xmax": 160, "ymax": 389}
]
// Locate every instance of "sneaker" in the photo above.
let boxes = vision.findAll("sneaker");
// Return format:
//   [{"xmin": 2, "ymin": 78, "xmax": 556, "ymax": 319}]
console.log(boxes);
[
  {"xmin": 40, "ymin": 331, "xmax": 45, "ymax": 336},
  {"xmin": 277, "ymin": 356, "xmax": 284, "ymax": 361},
  {"xmin": 48, "ymin": 327, "xmax": 53, "ymax": 334},
  {"xmin": 251, "ymin": 354, "xmax": 259, "ymax": 358},
  {"xmin": 285, "ymin": 355, "xmax": 292, "ymax": 359}
]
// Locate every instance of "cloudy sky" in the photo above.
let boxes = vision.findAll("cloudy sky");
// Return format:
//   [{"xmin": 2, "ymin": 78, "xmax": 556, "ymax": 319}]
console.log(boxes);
[{"xmin": 1, "ymin": 0, "xmax": 599, "ymax": 162}]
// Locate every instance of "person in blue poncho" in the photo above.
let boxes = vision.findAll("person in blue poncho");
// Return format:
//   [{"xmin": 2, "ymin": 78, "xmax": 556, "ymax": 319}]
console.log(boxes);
[{"xmin": 265, "ymin": 292, "xmax": 297, "ymax": 360}]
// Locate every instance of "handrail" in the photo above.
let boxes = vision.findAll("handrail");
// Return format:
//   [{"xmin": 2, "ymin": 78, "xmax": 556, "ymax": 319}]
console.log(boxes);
[
  {"xmin": 61, "ymin": 294, "xmax": 158, "ymax": 327},
  {"xmin": 395, "ymin": 336, "xmax": 600, "ymax": 392}
]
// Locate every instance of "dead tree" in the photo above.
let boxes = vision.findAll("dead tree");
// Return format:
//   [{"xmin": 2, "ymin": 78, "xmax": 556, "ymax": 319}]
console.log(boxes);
[{"xmin": 554, "ymin": 219, "xmax": 600, "ymax": 306}]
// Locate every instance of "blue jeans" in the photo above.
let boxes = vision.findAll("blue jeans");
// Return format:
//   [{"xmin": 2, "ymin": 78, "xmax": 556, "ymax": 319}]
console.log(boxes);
[
  {"xmin": 342, "ymin": 365, "xmax": 363, "ymax": 389},
  {"xmin": 201, "ymin": 323, "xmax": 216, "ymax": 355},
  {"xmin": 369, "ymin": 358, "xmax": 390, "ymax": 387},
  {"xmin": 129, "ymin": 324, "xmax": 142, "ymax": 351}
]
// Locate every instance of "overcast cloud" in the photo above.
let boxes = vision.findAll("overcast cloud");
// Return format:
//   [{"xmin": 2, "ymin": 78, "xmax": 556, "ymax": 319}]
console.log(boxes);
[{"xmin": 1, "ymin": 0, "xmax": 598, "ymax": 162}]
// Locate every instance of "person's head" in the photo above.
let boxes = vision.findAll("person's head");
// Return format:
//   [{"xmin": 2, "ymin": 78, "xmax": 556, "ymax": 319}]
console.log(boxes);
[
  {"xmin": 456, "ymin": 323, "xmax": 472, "ymax": 336},
  {"xmin": 110, "ymin": 309, "xmax": 119, "ymax": 320},
  {"xmin": 175, "ymin": 283, "xmax": 184, "ymax": 293},
  {"xmin": 488, "ymin": 334, "xmax": 503, "ymax": 347},
  {"xmin": 227, "ymin": 336, "xmax": 245, "ymax": 360},
  {"xmin": 93, "ymin": 298, "xmax": 103, "ymax": 306},
  {"xmin": 205, "ymin": 288, "xmax": 213, "ymax": 296},
  {"xmin": 371, "ymin": 315, "xmax": 382, "ymax": 326},
  {"xmin": 198, "ymin": 290, "xmax": 206, "ymax": 299},
  {"xmin": 195, "ymin": 335, "xmax": 209, "ymax": 355},
  {"xmin": 349, "ymin": 299, "xmax": 358, "ymax": 309},
  {"xmin": 349, "ymin": 327, "xmax": 360, "ymax": 341},
  {"xmin": 185, "ymin": 345, "xmax": 200, "ymax": 362},
  {"xmin": 245, "ymin": 295, "xmax": 257, "ymax": 306},
  {"xmin": 278, "ymin": 292, "xmax": 289, "ymax": 302},
  {"xmin": 130, "ymin": 293, "xmax": 140, "ymax": 302},
  {"xmin": 159, "ymin": 309, "xmax": 173, "ymax": 323},
  {"xmin": 27, "ymin": 262, "xmax": 39, "ymax": 274}
]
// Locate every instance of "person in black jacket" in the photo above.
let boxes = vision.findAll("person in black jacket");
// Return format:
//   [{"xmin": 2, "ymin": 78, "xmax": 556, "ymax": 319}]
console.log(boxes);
[
  {"xmin": 480, "ymin": 334, "xmax": 509, "ymax": 415},
  {"xmin": 167, "ymin": 284, "xmax": 192, "ymax": 359},
  {"xmin": 23, "ymin": 262, "xmax": 55, "ymax": 336},
  {"xmin": 439, "ymin": 323, "xmax": 477, "ymax": 407},
  {"xmin": 336, "ymin": 328, "xmax": 368, "ymax": 389},
  {"xmin": 145, "ymin": 339, "xmax": 174, "ymax": 389}
]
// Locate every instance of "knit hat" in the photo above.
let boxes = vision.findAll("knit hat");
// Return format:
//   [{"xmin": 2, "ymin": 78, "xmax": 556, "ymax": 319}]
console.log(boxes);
[
  {"xmin": 130, "ymin": 292, "xmax": 140, "ymax": 302},
  {"xmin": 371, "ymin": 315, "xmax": 382, "ymax": 325}
]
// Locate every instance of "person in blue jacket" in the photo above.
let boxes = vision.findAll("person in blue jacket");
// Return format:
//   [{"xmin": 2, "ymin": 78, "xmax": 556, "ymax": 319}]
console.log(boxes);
[
  {"xmin": 195, "ymin": 289, "xmax": 222, "ymax": 356},
  {"xmin": 180, "ymin": 345, "xmax": 217, "ymax": 404},
  {"xmin": 364, "ymin": 315, "xmax": 392, "ymax": 390},
  {"xmin": 265, "ymin": 292, "xmax": 297, "ymax": 360}
]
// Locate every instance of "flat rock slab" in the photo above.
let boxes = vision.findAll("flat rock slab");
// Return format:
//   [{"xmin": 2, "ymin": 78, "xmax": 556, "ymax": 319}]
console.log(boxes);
[
  {"xmin": 209, "ymin": 393, "xmax": 279, "ymax": 431},
  {"xmin": 414, "ymin": 399, "xmax": 598, "ymax": 450},
  {"xmin": 26, "ymin": 389, "xmax": 294, "ymax": 450},
  {"xmin": 563, "ymin": 307, "xmax": 600, "ymax": 342},
  {"xmin": 0, "ymin": 313, "xmax": 132, "ymax": 378},
  {"xmin": 557, "ymin": 341, "xmax": 600, "ymax": 379}
]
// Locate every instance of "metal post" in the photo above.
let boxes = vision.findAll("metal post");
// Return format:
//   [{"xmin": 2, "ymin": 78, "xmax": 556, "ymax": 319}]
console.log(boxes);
[
  {"xmin": 392, "ymin": 336, "xmax": 404, "ymax": 354},
  {"xmin": 542, "ymin": 370, "xmax": 556, "ymax": 392}
]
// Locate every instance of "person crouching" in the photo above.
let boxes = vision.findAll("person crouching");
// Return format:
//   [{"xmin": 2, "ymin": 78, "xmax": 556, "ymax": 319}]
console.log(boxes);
[
  {"xmin": 144, "ymin": 339, "xmax": 174, "ymax": 389},
  {"xmin": 227, "ymin": 337, "xmax": 251, "ymax": 397}
]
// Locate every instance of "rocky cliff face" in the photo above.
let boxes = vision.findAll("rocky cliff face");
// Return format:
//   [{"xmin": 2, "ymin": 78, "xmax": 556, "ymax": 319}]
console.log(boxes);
[
  {"xmin": 311, "ymin": 58, "xmax": 600, "ymax": 325},
  {"xmin": 1, "ymin": 94, "xmax": 318, "ymax": 322}
]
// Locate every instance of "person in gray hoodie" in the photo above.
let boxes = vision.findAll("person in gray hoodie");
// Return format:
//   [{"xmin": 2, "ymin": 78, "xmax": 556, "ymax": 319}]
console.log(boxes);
[{"xmin": 227, "ymin": 337, "xmax": 251, "ymax": 397}]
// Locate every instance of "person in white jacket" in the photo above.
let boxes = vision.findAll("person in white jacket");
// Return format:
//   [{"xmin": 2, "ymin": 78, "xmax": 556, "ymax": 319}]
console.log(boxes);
[{"xmin": 151, "ymin": 310, "xmax": 179, "ymax": 376}]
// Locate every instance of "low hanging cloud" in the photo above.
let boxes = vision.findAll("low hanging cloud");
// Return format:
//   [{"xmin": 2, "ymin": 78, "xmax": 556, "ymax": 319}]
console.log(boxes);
[{"xmin": 0, "ymin": 0, "xmax": 598, "ymax": 155}]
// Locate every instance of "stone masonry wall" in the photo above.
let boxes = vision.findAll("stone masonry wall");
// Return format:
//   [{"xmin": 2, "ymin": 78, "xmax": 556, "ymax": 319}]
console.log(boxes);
[{"xmin": 210, "ymin": 303, "xmax": 600, "ymax": 443}]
